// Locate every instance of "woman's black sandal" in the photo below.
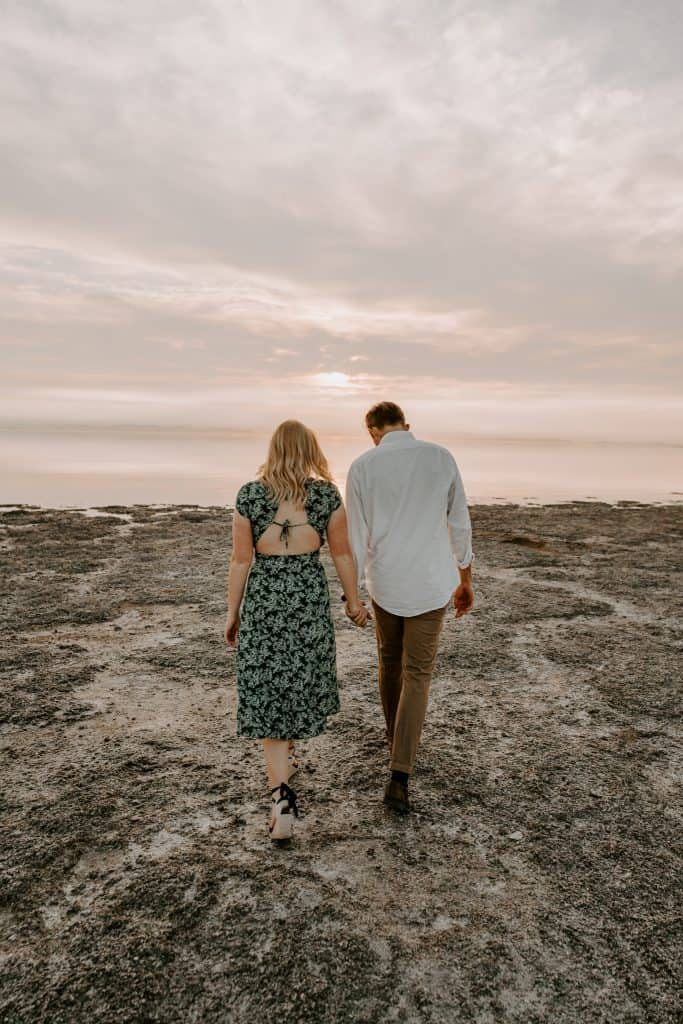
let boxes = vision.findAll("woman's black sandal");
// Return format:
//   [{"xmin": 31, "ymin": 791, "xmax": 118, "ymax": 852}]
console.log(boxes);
[{"xmin": 269, "ymin": 782, "xmax": 299, "ymax": 841}]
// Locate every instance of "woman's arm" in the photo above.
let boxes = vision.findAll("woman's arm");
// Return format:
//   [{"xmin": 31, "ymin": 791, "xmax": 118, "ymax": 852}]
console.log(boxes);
[
  {"xmin": 327, "ymin": 504, "xmax": 369, "ymax": 626},
  {"xmin": 225, "ymin": 509, "xmax": 254, "ymax": 646}
]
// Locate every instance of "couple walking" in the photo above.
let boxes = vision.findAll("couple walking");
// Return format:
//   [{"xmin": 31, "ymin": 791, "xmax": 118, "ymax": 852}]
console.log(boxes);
[{"xmin": 225, "ymin": 401, "xmax": 474, "ymax": 841}]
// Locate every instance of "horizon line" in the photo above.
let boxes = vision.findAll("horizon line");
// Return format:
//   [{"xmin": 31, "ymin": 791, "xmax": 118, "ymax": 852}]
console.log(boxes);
[{"xmin": 1, "ymin": 419, "xmax": 682, "ymax": 450}]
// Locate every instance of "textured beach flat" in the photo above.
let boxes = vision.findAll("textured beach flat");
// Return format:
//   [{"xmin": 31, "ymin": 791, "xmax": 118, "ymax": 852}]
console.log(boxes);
[{"xmin": 0, "ymin": 501, "xmax": 680, "ymax": 1024}]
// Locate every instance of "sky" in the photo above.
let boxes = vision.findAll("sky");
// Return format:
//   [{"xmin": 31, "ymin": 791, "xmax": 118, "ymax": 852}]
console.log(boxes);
[{"xmin": 2, "ymin": 0, "xmax": 682, "ymax": 445}]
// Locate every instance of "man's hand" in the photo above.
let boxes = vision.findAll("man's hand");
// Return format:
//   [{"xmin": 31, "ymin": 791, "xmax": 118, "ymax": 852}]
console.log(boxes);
[
  {"xmin": 453, "ymin": 581, "xmax": 474, "ymax": 618},
  {"xmin": 224, "ymin": 611, "xmax": 240, "ymax": 648}
]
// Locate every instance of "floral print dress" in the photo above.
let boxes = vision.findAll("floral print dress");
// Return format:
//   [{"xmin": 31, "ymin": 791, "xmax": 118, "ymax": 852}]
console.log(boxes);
[{"xmin": 234, "ymin": 477, "xmax": 342, "ymax": 739}]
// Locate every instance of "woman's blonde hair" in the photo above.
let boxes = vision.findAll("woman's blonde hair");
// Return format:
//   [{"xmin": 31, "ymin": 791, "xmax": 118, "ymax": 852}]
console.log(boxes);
[{"xmin": 258, "ymin": 420, "xmax": 334, "ymax": 505}]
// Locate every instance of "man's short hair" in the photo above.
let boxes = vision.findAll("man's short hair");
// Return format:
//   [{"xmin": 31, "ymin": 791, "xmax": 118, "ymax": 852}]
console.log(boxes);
[{"xmin": 365, "ymin": 401, "xmax": 406, "ymax": 431}]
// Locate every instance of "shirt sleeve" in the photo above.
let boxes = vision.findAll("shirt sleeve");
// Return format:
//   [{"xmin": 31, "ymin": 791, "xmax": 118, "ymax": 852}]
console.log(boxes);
[
  {"xmin": 446, "ymin": 457, "xmax": 474, "ymax": 569},
  {"xmin": 344, "ymin": 463, "xmax": 370, "ymax": 590}
]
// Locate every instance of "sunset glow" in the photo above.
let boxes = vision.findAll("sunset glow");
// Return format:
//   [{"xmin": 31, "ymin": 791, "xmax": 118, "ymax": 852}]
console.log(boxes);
[
  {"xmin": 1, "ymin": 2, "xmax": 681, "ymax": 505},
  {"xmin": 310, "ymin": 372, "xmax": 356, "ymax": 389}
]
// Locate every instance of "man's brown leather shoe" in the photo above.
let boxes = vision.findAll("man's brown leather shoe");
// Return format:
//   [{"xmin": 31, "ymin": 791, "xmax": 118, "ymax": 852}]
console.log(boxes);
[{"xmin": 383, "ymin": 778, "xmax": 410, "ymax": 814}]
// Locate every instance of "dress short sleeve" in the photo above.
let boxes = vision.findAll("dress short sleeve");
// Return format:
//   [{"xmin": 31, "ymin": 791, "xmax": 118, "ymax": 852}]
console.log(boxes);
[
  {"xmin": 306, "ymin": 480, "xmax": 342, "ymax": 543},
  {"xmin": 235, "ymin": 480, "xmax": 278, "ymax": 542},
  {"xmin": 235, "ymin": 482, "xmax": 252, "ymax": 519},
  {"xmin": 328, "ymin": 482, "xmax": 342, "ymax": 514}
]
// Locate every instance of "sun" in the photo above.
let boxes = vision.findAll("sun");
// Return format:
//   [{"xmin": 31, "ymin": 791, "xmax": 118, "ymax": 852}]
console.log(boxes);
[{"xmin": 310, "ymin": 372, "xmax": 353, "ymax": 388}]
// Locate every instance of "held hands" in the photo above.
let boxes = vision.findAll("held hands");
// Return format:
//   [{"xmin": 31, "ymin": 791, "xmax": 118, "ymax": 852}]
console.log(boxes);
[{"xmin": 345, "ymin": 599, "xmax": 371, "ymax": 628}]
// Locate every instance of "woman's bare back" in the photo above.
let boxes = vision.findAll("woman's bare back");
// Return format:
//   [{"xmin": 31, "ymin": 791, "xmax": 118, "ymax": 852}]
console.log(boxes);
[{"xmin": 255, "ymin": 497, "xmax": 322, "ymax": 556}]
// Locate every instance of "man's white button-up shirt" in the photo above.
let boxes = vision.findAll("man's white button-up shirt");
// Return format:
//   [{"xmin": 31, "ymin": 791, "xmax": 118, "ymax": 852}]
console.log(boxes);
[{"xmin": 345, "ymin": 430, "xmax": 474, "ymax": 617}]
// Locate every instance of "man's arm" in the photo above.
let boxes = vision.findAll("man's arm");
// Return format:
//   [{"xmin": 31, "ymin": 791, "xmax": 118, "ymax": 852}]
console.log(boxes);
[
  {"xmin": 446, "ymin": 456, "xmax": 475, "ymax": 616},
  {"xmin": 447, "ymin": 457, "xmax": 474, "ymax": 570},
  {"xmin": 344, "ymin": 463, "xmax": 370, "ymax": 591}
]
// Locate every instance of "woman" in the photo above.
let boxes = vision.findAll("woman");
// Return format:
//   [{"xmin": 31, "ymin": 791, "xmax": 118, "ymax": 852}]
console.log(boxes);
[{"xmin": 224, "ymin": 420, "xmax": 369, "ymax": 841}]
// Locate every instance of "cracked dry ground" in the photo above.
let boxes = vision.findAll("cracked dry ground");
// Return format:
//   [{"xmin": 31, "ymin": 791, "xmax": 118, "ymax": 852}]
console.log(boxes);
[{"xmin": 0, "ymin": 502, "xmax": 681, "ymax": 1024}]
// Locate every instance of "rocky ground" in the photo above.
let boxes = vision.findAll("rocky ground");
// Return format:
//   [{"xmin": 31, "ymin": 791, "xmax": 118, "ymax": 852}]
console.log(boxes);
[{"xmin": 0, "ymin": 501, "xmax": 681, "ymax": 1024}]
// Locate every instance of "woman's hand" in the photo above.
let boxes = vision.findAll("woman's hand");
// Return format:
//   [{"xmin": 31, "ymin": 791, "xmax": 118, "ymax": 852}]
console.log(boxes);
[
  {"xmin": 224, "ymin": 611, "xmax": 240, "ymax": 648},
  {"xmin": 345, "ymin": 600, "xmax": 370, "ymax": 628}
]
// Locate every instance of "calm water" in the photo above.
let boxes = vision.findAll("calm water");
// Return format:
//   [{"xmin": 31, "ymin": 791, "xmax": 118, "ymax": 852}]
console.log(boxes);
[{"xmin": 1, "ymin": 425, "xmax": 681, "ymax": 507}]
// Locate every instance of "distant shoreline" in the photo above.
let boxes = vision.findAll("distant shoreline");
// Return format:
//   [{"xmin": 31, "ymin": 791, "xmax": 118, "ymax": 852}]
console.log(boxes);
[{"xmin": 2, "ymin": 497, "xmax": 682, "ymax": 515}]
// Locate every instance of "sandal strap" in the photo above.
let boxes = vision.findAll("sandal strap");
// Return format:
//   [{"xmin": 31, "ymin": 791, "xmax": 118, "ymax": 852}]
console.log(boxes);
[{"xmin": 277, "ymin": 781, "xmax": 299, "ymax": 817}]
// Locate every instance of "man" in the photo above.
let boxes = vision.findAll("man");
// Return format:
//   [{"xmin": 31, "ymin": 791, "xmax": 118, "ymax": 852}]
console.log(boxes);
[{"xmin": 345, "ymin": 401, "xmax": 475, "ymax": 813}]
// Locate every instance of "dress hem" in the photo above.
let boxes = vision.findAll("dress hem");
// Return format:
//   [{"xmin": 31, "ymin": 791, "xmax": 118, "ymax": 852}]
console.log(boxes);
[{"xmin": 236, "ymin": 708, "xmax": 340, "ymax": 741}]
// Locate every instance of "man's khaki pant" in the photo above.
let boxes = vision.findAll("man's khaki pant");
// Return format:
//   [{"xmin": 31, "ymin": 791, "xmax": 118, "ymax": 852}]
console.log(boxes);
[{"xmin": 371, "ymin": 598, "xmax": 450, "ymax": 774}]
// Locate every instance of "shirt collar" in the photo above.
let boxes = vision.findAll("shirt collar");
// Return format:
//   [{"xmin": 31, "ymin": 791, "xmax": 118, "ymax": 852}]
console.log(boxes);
[{"xmin": 378, "ymin": 429, "xmax": 415, "ymax": 447}]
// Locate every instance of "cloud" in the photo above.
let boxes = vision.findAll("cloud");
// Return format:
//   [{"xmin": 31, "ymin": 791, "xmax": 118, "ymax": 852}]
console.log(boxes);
[
  {"xmin": 3, "ymin": 378, "xmax": 681, "ymax": 448},
  {"xmin": 1, "ymin": 1, "xmax": 682, "ymax": 442},
  {"xmin": 3, "ymin": 1, "xmax": 682, "ymax": 265}
]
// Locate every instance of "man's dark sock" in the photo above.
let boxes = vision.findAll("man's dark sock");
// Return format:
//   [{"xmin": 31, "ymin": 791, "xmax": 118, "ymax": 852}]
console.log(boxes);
[{"xmin": 391, "ymin": 770, "xmax": 409, "ymax": 786}]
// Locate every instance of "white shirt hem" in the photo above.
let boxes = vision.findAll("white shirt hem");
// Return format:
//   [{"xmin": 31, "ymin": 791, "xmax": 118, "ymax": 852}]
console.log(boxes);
[{"xmin": 367, "ymin": 587, "xmax": 454, "ymax": 618}]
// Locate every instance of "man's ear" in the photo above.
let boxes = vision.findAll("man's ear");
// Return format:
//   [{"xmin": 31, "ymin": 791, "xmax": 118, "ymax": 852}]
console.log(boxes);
[{"xmin": 405, "ymin": 423, "xmax": 410, "ymax": 430}]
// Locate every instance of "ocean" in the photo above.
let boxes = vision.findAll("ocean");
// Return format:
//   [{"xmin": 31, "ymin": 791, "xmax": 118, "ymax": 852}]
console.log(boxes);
[{"xmin": 1, "ymin": 424, "xmax": 681, "ymax": 508}]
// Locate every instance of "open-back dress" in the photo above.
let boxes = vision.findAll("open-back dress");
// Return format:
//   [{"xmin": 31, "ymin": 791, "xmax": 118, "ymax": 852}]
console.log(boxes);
[{"xmin": 234, "ymin": 477, "xmax": 342, "ymax": 739}]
